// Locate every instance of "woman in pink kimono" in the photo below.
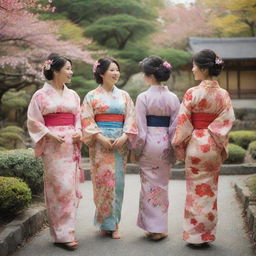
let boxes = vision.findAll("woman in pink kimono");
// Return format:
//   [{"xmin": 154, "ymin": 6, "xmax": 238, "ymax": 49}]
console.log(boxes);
[
  {"xmin": 131, "ymin": 56, "xmax": 180, "ymax": 241},
  {"xmin": 27, "ymin": 53, "xmax": 82, "ymax": 250},
  {"xmin": 81, "ymin": 57, "xmax": 137, "ymax": 239},
  {"xmin": 172, "ymin": 49, "xmax": 235, "ymax": 247}
]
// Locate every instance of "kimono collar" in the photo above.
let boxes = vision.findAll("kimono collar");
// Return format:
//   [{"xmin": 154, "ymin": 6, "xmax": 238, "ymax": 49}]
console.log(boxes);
[
  {"xmin": 44, "ymin": 81, "xmax": 68, "ymax": 93},
  {"xmin": 148, "ymin": 85, "xmax": 169, "ymax": 92},
  {"xmin": 97, "ymin": 85, "xmax": 117, "ymax": 94},
  {"xmin": 199, "ymin": 80, "xmax": 220, "ymax": 88}
]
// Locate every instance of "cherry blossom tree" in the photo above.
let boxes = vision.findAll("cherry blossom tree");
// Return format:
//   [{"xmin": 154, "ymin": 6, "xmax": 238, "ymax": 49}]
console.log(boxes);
[
  {"xmin": 153, "ymin": 4, "xmax": 213, "ymax": 48},
  {"xmin": 0, "ymin": 0, "xmax": 93, "ymax": 103}
]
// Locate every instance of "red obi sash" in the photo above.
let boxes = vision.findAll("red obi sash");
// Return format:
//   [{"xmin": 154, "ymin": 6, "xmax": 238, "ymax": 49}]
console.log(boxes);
[
  {"xmin": 95, "ymin": 114, "xmax": 125, "ymax": 122},
  {"xmin": 191, "ymin": 112, "xmax": 217, "ymax": 129},
  {"xmin": 43, "ymin": 112, "xmax": 75, "ymax": 126}
]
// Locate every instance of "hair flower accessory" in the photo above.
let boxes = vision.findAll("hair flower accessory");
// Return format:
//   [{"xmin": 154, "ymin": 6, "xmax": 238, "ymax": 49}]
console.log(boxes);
[
  {"xmin": 43, "ymin": 59, "xmax": 53, "ymax": 70},
  {"xmin": 163, "ymin": 61, "xmax": 172, "ymax": 69},
  {"xmin": 215, "ymin": 57, "xmax": 223, "ymax": 65},
  {"xmin": 93, "ymin": 61, "xmax": 100, "ymax": 73}
]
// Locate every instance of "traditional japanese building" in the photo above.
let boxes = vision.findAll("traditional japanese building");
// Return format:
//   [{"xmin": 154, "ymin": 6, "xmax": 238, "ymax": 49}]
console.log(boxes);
[{"xmin": 188, "ymin": 37, "xmax": 256, "ymax": 99}]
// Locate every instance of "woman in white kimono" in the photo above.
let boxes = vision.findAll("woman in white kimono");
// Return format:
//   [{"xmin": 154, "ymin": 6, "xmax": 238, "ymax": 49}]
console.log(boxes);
[{"xmin": 27, "ymin": 53, "xmax": 82, "ymax": 250}]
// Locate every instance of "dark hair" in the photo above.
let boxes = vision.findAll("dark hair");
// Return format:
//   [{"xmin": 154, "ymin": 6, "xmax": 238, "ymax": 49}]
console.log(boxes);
[
  {"xmin": 193, "ymin": 49, "xmax": 224, "ymax": 77},
  {"xmin": 93, "ymin": 57, "xmax": 120, "ymax": 84},
  {"xmin": 139, "ymin": 55, "xmax": 172, "ymax": 82},
  {"xmin": 43, "ymin": 53, "xmax": 72, "ymax": 80}
]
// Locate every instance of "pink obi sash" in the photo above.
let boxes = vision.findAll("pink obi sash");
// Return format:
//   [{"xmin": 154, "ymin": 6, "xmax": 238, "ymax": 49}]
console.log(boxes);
[
  {"xmin": 191, "ymin": 112, "xmax": 217, "ymax": 129},
  {"xmin": 43, "ymin": 112, "xmax": 75, "ymax": 126}
]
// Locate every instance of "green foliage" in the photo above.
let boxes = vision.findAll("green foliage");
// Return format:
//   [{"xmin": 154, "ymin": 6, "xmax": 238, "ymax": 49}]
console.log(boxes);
[
  {"xmin": 0, "ymin": 126, "xmax": 25, "ymax": 150},
  {"xmin": 2, "ymin": 89, "xmax": 30, "ymax": 111},
  {"xmin": 85, "ymin": 14, "xmax": 154, "ymax": 49},
  {"xmin": 224, "ymin": 143, "xmax": 246, "ymax": 164},
  {"xmin": 71, "ymin": 76, "xmax": 96, "ymax": 99},
  {"xmin": 229, "ymin": 130, "xmax": 256, "ymax": 149},
  {"xmin": 154, "ymin": 48, "xmax": 192, "ymax": 68},
  {"xmin": 81, "ymin": 144, "xmax": 89, "ymax": 157},
  {"xmin": 248, "ymin": 141, "xmax": 256, "ymax": 160},
  {"xmin": 246, "ymin": 175, "xmax": 256, "ymax": 197},
  {"xmin": 0, "ymin": 176, "xmax": 32, "ymax": 215},
  {"xmin": 0, "ymin": 149, "xmax": 44, "ymax": 195},
  {"xmin": 53, "ymin": 0, "xmax": 154, "ymax": 24}
]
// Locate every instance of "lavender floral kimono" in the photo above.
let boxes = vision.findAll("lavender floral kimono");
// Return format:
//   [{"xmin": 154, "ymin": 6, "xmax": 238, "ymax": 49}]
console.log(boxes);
[
  {"xmin": 131, "ymin": 85, "xmax": 180, "ymax": 233},
  {"xmin": 27, "ymin": 82, "xmax": 82, "ymax": 243}
]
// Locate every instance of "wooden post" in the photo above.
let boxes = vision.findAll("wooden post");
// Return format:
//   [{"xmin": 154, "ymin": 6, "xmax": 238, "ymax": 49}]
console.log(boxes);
[{"xmin": 237, "ymin": 70, "xmax": 241, "ymax": 99}]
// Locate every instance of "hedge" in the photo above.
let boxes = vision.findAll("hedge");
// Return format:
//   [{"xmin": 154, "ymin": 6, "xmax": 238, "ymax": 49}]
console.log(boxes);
[
  {"xmin": 0, "ymin": 176, "xmax": 32, "ymax": 215},
  {"xmin": 229, "ymin": 130, "xmax": 256, "ymax": 149},
  {"xmin": 246, "ymin": 175, "xmax": 256, "ymax": 197},
  {"xmin": 248, "ymin": 141, "xmax": 256, "ymax": 160},
  {"xmin": 225, "ymin": 143, "xmax": 246, "ymax": 164},
  {"xmin": 0, "ymin": 149, "xmax": 44, "ymax": 195}
]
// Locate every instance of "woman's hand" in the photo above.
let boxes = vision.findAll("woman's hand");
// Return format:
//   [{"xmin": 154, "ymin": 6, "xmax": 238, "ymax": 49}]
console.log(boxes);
[
  {"xmin": 45, "ymin": 132, "xmax": 65, "ymax": 144},
  {"xmin": 96, "ymin": 133, "xmax": 113, "ymax": 150},
  {"xmin": 72, "ymin": 132, "xmax": 81, "ymax": 143},
  {"xmin": 112, "ymin": 134, "xmax": 128, "ymax": 149}
]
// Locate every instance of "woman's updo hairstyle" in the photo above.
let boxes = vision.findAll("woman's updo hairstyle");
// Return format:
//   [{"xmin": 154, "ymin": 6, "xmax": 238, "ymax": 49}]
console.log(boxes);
[
  {"xmin": 43, "ymin": 53, "xmax": 72, "ymax": 80},
  {"xmin": 139, "ymin": 55, "xmax": 172, "ymax": 82},
  {"xmin": 92, "ymin": 57, "xmax": 120, "ymax": 84},
  {"xmin": 193, "ymin": 49, "xmax": 224, "ymax": 77}
]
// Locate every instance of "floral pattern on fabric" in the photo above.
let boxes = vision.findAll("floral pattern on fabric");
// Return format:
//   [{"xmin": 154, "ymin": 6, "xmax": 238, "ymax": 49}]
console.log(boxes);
[
  {"xmin": 81, "ymin": 85, "xmax": 137, "ymax": 227},
  {"xmin": 172, "ymin": 80, "xmax": 235, "ymax": 244},
  {"xmin": 130, "ymin": 85, "xmax": 180, "ymax": 233},
  {"xmin": 27, "ymin": 82, "xmax": 82, "ymax": 243}
]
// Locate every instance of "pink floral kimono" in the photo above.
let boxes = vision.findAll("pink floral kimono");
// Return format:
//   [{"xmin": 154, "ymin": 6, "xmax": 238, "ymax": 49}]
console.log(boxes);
[
  {"xmin": 81, "ymin": 85, "xmax": 137, "ymax": 230},
  {"xmin": 172, "ymin": 80, "xmax": 235, "ymax": 244},
  {"xmin": 130, "ymin": 85, "xmax": 180, "ymax": 233},
  {"xmin": 27, "ymin": 82, "xmax": 82, "ymax": 243}
]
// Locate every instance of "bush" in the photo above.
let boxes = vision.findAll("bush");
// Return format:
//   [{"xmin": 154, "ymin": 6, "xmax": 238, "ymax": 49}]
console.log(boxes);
[
  {"xmin": 246, "ymin": 175, "xmax": 256, "ymax": 197},
  {"xmin": 0, "ymin": 176, "xmax": 32, "ymax": 215},
  {"xmin": 229, "ymin": 130, "xmax": 256, "ymax": 149},
  {"xmin": 0, "ymin": 149, "xmax": 44, "ymax": 195},
  {"xmin": 224, "ymin": 143, "xmax": 246, "ymax": 164},
  {"xmin": 248, "ymin": 141, "xmax": 256, "ymax": 160}
]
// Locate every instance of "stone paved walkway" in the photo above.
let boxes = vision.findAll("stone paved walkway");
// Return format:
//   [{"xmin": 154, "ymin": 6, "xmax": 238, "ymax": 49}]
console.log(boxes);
[{"xmin": 13, "ymin": 175, "xmax": 255, "ymax": 256}]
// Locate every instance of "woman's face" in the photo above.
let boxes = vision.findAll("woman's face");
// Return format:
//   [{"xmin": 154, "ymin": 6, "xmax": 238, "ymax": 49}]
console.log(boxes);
[
  {"xmin": 54, "ymin": 61, "xmax": 73, "ymax": 83},
  {"xmin": 192, "ymin": 62, "xmax": 208, "ymax": 81},
  {"xmin": 101, "ymin": 62, "xmax": 120, "ymax": 85}
]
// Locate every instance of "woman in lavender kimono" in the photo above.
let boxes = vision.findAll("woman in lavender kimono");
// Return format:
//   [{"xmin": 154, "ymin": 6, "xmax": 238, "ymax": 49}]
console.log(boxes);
[
  {"xmin": 27, "ymin": 53, "xmax": 82, "ymax": 250},
  {"xmin": 131, "ymin": 56, "xmax": 180, "ymax": 240},
  {"xmin": 81, "ymin": 57, "xmax": 137, "ymax": 239},
  {"xmin": 172, "ymin": 49, "xmax": 235, "ymax": 247}
]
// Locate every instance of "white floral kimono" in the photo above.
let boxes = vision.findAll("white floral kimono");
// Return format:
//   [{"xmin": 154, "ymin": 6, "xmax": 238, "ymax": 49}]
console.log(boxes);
[{"xmin": 27, "ymin": 82, "xmax": 82, "ymax": 243}]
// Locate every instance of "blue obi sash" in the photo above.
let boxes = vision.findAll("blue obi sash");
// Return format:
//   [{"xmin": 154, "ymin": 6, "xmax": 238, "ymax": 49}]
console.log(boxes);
[{"xmin": 146, "ymin": 115, "xmax": 170, "ymax": 127}]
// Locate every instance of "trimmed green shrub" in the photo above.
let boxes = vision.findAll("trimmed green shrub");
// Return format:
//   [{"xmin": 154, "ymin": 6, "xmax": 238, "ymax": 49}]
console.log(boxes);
[
  {"xmin": 246, "ymin": 175, "xmax": 256, "ymax": 197},
  {"xmin": 0, "ymin": 149, "xmax": 43, "ymax": 195},
  {"xmin": 229, "ymin": 130, "xmax": 256, "ymax": 149},
  {"xmin": 225, "ymin": 143, "xmax": 246, "ymax": 164},
  {"xmin": 0, "ymin": 176, "xmax": 32, "ymax": 215},
  {"xmin": 248, "ymin": 141, "xmax": 256, "ymax": 160}
]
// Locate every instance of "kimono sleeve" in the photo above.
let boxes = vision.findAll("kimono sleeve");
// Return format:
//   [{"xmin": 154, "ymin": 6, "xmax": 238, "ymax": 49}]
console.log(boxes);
[
  {"xmin": 27, "ymin": 93, "xmax": 49, "ymax": 157},
  {"xmin": 123, "ymin": 91, "xmax": 138, "ymax": 138},
  {"xmin": 208, "ymin": 92, "xmax": 235, "ymax": 161},
  {"xmin": 81, "ymin": 93, "xmax": 101, "ymax": 146},
  {"xmin": 172, "ymin": 89, "xmax": 194, "ymax": 161},
  {"xmin": 74, "ymin": 92, "xmax": 82, "ymax": 136},
  {"xmin": 129, "ymin": 93, "xmax": 147, "ymax": 156}
]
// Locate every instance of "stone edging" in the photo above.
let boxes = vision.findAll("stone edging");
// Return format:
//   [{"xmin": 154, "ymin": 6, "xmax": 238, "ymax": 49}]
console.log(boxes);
[
  {"xmin": 82, "ymin": 162, "xmax": 256, "ymax": 180},
  {"xmin": 234, "ymin": 181, "xmax": 256, "ymax": 243},
  {"xmin": 0, "ymin": 206, "xmax": 47, "ymax": 256}
]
